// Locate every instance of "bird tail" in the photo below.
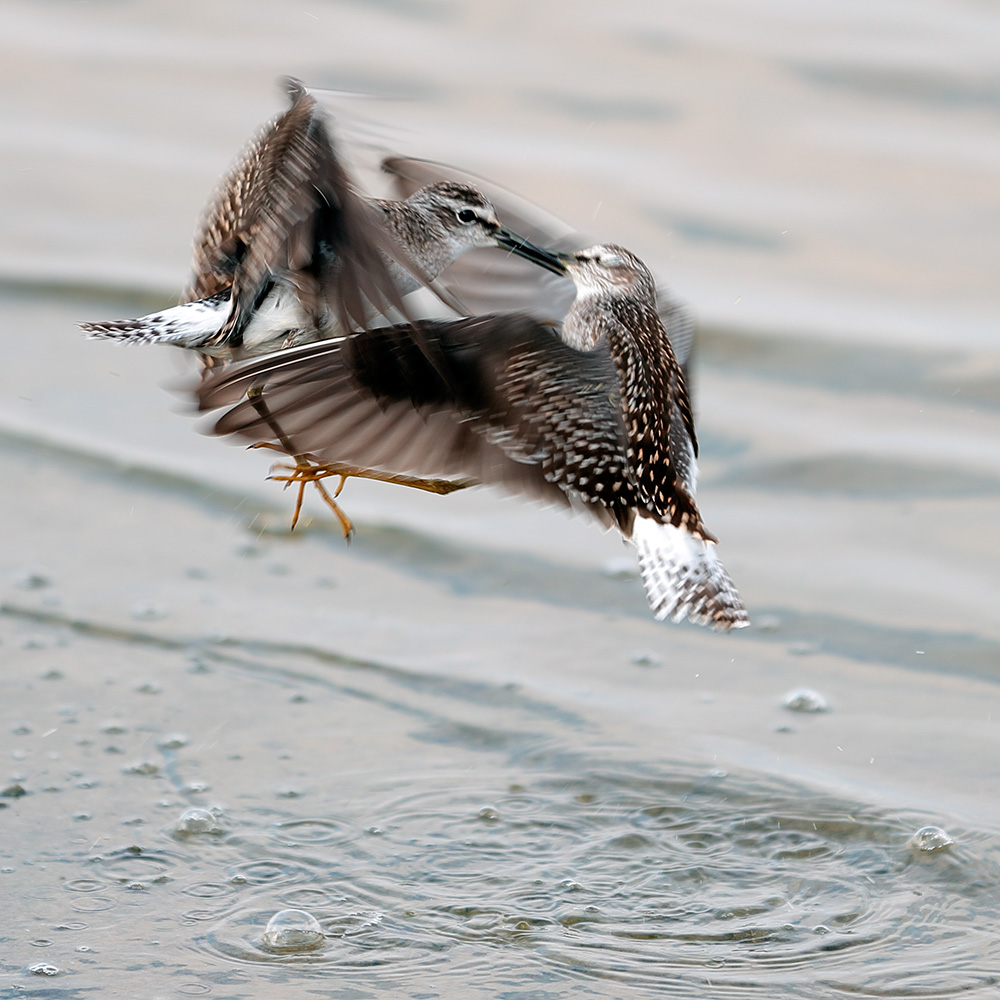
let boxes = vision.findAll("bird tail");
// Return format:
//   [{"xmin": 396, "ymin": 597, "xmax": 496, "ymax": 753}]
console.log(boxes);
[
  {"xmin": 79, "ymin": 296, "xmax": 227, "ymax": 348},
  {"xmin": 631, "ymin": 515, "xmax": 749, "ymax": 631}
]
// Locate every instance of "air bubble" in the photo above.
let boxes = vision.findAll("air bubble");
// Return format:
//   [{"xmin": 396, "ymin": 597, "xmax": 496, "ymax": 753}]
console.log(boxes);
[
  {"xmin": 174, "ymin": 808, "xmax": 224, "ymax": 837},
  {"xmin": 157, "ymin": 734, "xmax": 189, "ymax": 751},
  {"xmin": 123, "ymin": 761, "xmax": 159, "ymax": 776},
  {"xmin": 28, "ymin": 963, "xmax": 61, "ymax": 976},
  {"xmin": 782, "ymin": 688, "xmax": 830, "ymax": 713},
  {"xmin": 909, "ymin": 825, "xmax": 954, "ymax": 852},
  {"xmin": 260, "ymin": 909, "xmax": 325, "ymax": 952}
]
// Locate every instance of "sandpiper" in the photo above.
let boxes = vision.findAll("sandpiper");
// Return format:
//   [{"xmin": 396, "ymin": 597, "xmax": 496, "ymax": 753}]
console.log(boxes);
[
  {"xmin": 79, "ymin": 80, "xmax": 560, "ymax": 363},
  {"xmin": 196, "ymin": 244, "xmax": 748, "ymax": 631}
]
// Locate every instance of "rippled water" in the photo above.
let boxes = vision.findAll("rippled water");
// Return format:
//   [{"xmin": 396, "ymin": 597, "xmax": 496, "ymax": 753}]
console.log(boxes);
[
  {"xmin": 3, "ymin": 606, "xmax": 1000, "ymax": 997},
  {"xmin": 3, "ymin": 0, "xmax": 1000, "ymax": 997}
]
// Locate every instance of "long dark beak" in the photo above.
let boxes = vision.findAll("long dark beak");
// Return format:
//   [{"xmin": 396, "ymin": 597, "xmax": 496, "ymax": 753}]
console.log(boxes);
[{"xmin": 494, "ymin": 227, "xmax": 568, "ymax": 275}]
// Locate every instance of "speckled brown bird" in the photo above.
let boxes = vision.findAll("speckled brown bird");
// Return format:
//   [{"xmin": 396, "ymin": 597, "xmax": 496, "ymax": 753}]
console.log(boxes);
[
  {"xmin": 79, "ymin": 80, "xmax": 560, "ymax": 363},
  {"xmin": 196, "ymin": 243, "xmax": 748, "ymax": 631}
]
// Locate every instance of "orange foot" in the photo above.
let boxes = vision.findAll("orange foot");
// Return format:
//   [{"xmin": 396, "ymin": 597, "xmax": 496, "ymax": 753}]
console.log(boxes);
[{"xmin": 249, "ymin": 444, "xmax": 474, "ymax": 539}]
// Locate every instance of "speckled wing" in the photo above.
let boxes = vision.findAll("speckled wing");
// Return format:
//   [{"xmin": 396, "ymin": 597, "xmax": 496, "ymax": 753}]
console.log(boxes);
[
  {"xmin": 382, "ymin": 156, "xmax": 696, "ymax": 370},
  {"xmin": 187, "ymin": 79, "xmax": 407, "ymax": 348},
  {"xmin": 196, "ymin": 315, "xmax": 638, "ymax": 529}
]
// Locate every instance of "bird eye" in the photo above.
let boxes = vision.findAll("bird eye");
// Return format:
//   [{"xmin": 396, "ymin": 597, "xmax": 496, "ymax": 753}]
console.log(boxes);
[{"xmin": 456, "ymin": 209, "xmax": 478, "ymax": 225}]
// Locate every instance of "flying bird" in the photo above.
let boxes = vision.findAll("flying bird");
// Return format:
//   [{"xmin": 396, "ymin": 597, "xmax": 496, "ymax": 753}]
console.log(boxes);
[
  {"xmin": 196, "ymin": 243, "xmax": 748, "ymax": 631},
  {"xmin": 80, "ymin": 79, "xmax": 559, "ymax": 364}
]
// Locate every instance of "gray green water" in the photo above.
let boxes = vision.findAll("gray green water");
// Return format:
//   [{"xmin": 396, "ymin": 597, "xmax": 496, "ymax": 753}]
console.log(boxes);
[{"xmin": 3, "ymin": 1, "xmax": 1000, "ymax": 997}]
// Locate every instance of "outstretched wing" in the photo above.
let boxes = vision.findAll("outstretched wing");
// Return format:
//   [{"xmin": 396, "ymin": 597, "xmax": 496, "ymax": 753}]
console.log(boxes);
[
  {"xmin": 188, "ymin": 79, "xmax": 407, "ymax": 348},
  {"xmin": 196, "ymin": 314, "xmax": 639, "ymax": 530},
  {"xmin": 382, "ymin": 156, "xmax": 696, "ymax": 370}
]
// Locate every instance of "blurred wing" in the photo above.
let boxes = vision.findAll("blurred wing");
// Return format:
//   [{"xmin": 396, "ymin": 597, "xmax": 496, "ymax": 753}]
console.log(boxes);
[
  {"xmin": 188, "ymin": 79, "xmax": 408, "ymax": 345},
  {"xmin": 197, "ymin": 315, "xmax": 636, "ymax": 528},
  {"xmin": 382, "ymin": 156, "xmax": 695, "ymax": 368}
]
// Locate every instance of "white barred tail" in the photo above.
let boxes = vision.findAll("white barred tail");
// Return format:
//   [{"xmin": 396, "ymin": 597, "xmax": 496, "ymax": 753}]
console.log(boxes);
[
  {"xmin": 631, "ymin": 515, "xmax": 749, "ymax": 631},
  {"xmin": 79, "ymin": 296, "xmax": 227, "ymax": 348}
]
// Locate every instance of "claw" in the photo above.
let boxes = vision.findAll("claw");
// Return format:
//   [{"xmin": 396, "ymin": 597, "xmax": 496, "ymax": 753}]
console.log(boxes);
[
  {"xmin": 267, "ymin": 459, "xmax": 355, "ymax": 538},
  {"xmin": 257, "ymin": 448, "xmax": 476, "ymax": 539}
]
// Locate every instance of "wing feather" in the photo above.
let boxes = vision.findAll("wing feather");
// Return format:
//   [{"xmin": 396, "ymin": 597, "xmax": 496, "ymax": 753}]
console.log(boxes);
[{"xmin": 197, "ymin": 315, "xmax": 636, "ymax": 527}]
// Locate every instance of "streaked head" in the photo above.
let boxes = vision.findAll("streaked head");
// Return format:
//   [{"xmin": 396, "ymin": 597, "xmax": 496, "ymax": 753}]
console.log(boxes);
[
  {"xmin": 407, "ymin": 182, "xmax": 565, "ymax": 272},
  {"xmin": 556, "ymin": 244, "xmax": 657, "ymax": 301}
]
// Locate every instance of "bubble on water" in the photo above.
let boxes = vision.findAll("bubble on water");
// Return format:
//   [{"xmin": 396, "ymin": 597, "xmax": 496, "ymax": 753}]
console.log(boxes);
[
  {"xmin": 260, "ymin": 909, "xmax": 325, "ymax": 952},
  {"xmin": 910, "ymin": 825, "xmax": 954, "ymax": 852},
  {"xmin": 477, "ymin": 806, "xmax": 501, "ymax": 822},
  {"xmin": 28, "ymin": 963, "xmax": 61, "ymax": 976},
  {"xmin": 782, "ymin": 688, "xmax": 830, "ymax": 713},
  {"xmin": 123, "ymin": 761, "xmax": 159, "ymax": 776},
  {"xmin": 157, "ymin": 734, "xmax": 189, "ymax": 751},
  {"xmin": 2, "ymin": 783, "xmax": 27, "ymax": 798},
  {"xmin": 183, "ymin": 781, "xmax": 210, "ymax": 794},
  {"xmin": 134, "ymin": 681, "xmax": 162, "ymax": 695},
  {"xmin": 100, "ymin": 721, "xmax": 128, "ymax": 735},
  {"xmin": 174, "ymin": 808, "xmax": 224, "ymax": 837}
]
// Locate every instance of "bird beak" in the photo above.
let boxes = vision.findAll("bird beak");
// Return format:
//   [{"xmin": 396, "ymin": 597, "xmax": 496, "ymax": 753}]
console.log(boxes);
[{"xmin": 494, "ymin": 227, "xmax": 568, "ymax": 274}]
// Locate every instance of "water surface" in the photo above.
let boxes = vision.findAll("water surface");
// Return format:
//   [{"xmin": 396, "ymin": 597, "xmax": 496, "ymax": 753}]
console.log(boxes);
[{"xmin": 2, "ymin": 1, "xmax": 999, "ymax": 996}]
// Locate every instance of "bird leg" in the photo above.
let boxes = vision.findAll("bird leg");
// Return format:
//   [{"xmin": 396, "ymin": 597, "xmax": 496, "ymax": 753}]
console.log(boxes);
[
  {"xmin": 245, "ymin": 384, "xmax": 355, "ymax": 538},
  {"xmin": 245, "ymin": 386, "xmax": 475, "ymax": 538}
]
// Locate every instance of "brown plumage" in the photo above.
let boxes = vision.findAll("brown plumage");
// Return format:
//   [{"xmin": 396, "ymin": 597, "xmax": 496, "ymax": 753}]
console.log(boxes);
[
  {"xmin": 186, "ymin": 77, "xmax": 407, "ymax": 353},
  {"xmin": 196, "ymin": 244, "xmax": 748, "ymax": 630}
]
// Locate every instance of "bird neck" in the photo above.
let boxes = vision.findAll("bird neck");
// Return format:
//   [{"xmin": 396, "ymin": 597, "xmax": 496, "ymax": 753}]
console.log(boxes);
[
  {"xmin": 374, "ymin": 199, "xmax": 454, "ymax": 289},
  {"xmin": 561, "ymin": 294, "xmax": 615, "ymax": 351},
  {"xmin": 562, "ymin": 293, "xmax": 663, "ymax": 355},
  {"xmin": 564, "ymin": 293, "xmax": 683, "ymax": 429}
]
